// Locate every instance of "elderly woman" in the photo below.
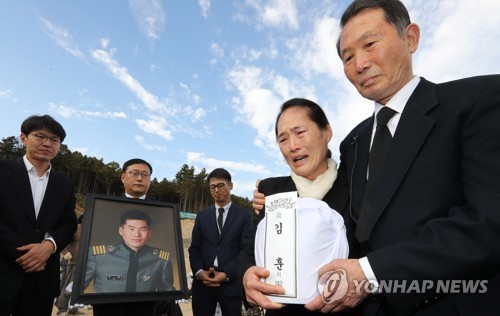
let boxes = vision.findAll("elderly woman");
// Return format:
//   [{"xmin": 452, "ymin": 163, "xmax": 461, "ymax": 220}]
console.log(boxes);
[{"xmin": 239, "ymin": 98, "xmax": 353, "ymax": 315}]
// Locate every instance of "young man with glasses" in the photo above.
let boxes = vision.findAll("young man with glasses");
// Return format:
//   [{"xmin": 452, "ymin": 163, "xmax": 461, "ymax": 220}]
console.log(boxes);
[
  {"xmin": 188, "ymin": 168, "xmax": 253, "ymax": 316},
  {"xmin": 0, "ymin": 115, "xmax": 77, "ymax": 316}
]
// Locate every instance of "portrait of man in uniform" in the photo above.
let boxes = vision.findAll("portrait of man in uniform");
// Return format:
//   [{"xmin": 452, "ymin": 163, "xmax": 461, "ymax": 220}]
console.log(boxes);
[
  {"xmin": 71, "ymin": 195, "xmax": 188, "ymax": 305},
  {"xmin": 84, "ymin": 209, "xmax": 174, "ymax": 293}
]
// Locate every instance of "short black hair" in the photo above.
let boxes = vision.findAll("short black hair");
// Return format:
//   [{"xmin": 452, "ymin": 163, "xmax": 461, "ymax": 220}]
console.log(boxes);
[
  {"xmin": 122, "ymin": 158, "xmax": 153, "ymax": 174},
  {"xmin": 207, "ymin": 168, "xmax": 232, "ymax": 183},
  {"xmin": 120, "ymin": 209, "xmax": 152, "ymax": 228},
  {"xmin": 20, "ymin": 115, "xmax": 66, "ymax": 142},
  {"xmin": 336, "ymin": 0, "xmax": 411, "ymax": 57},
  {"xmin": 275, "ymin": 98, "xmax": 332, "ymax": 158}
]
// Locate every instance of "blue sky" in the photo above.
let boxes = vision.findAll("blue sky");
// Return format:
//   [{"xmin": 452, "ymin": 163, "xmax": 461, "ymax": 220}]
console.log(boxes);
[{"xmin": 1, "ymin": 0, "xmax": 500, "ymax": 198}]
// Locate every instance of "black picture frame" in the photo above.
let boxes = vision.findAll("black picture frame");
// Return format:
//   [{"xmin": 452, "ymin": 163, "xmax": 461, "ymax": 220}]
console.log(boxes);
[{"xmin": 72, "ymin": 194, "xmax": 189, "ymax": 305}]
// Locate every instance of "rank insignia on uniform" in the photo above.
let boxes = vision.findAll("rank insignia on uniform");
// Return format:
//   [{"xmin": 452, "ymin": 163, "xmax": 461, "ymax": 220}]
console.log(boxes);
[
  {"xmin": 92, "ymin": 245, "xmax": 116, "ymax": 255},
  {"xmin": 107, "ymin": 275, "xmax": 123, "ymax": 280},
  {"xmin": 141, "ymin": 275, "xmax": 151, "ymax": 281},
  {"xmin": 92, "ymin": 245, "xmax": 106, "ymax": 255},
  {"xmin": 159, "ymin": 249, "xmax": 170, "ymax": 261}
]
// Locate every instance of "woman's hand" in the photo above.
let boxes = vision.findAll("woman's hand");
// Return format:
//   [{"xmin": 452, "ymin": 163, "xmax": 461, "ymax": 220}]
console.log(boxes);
[{"xmin": 243, "ymin": 266, "xmax": 285, "ymax": 310}]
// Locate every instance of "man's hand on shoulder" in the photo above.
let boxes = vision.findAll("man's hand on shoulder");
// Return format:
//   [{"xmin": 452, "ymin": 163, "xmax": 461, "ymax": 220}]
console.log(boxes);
[{"xmin": 252, "ymin": 179, "xmax": 264, "ymax": 215}]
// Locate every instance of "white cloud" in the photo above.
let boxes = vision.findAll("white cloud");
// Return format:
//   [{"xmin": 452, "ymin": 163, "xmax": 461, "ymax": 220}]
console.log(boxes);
[
  {"xmin": 245, "ymin": 0, "xmax": 299, "ymax": 29},
  {"xmin": 198, "ymin": 0, "xmax": 211, "ymax": 18},
  {"xmin": 411, "ymin": 0, "xmax": 500, "ymax": 82},
  {"xmin": 183, "ymin": 151, "xmax": 263, "ymax": 196},
  {"xmin": 129, "ymin": 0, "xmax": 166, "ymax": 42},
  {"xmin": 39, "ymin": 17, "xmax": 86, "ymax": 61},
  {"xmin": 227, "ymin": 65, "xmax": 316, "ymax": 156},
  {"xmin": 231, "ymin": 42, "xmax": 278, "ymax": 63},
  {"xmin": 210, "ymin": 42, "xmax": 224, "ymax": 65},
  {"xmin": 185, "ymin": 106, "xmax": 206, "ymax": 122},
  {"xmin": 179, "ymin": 83, "xmax": 202, "ymax": 104},
  {"xmin": 262, "ymin": 0, "xmax": 298, "ymax": 29},
  {"xmin": 134, "ymin": 135, "xmax": 167, "ymax": 151},
  {"xmin": 71, "ymin": 147, "xmax": 89, "ymax": 154},
  {"xmin": 49, "ymin": 103, "xmax": 128, "ymax": 119},
  {"xmin": 100, "ymin": 38, "xmax": 110, "ymax": 49},
  {"xmin": 91, "ymin": 47, "xmax": 172, "ymax": 114},
  {"xmin": 136, "ymin": 116, "xmax": 173, "ymax": 140},
  {"xmin": 0, "ymin": 89, "xmax": 18, "ymax": 102},
  {"xmin": 287, "ymin": 16, "xmax": 343, "ymax": 80},
  {"xmin": 186, "ymin": 151, "xmax": 271, "ymax": 176}
]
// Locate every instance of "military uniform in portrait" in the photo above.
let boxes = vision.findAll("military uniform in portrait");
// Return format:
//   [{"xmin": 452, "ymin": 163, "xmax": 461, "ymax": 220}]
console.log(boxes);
[{"xmin": 85, "ymin": 242, "xmax": 174, "ymax": 293}]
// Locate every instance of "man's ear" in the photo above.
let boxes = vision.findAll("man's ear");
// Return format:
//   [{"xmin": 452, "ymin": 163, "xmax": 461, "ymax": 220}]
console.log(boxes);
[
  {"xmin": 20, "ymin": 133, "xmax": 27, "ymax": 145},
  {"xmin": 406, "ymin": 23, "xmax": 420, "ymax": 53}
]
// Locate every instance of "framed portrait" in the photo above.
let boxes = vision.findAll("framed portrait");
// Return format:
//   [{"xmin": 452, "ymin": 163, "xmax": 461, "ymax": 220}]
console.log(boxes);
[{"xmin": 72, "ymin": 194, "xmax": 189, "ymax": 304}]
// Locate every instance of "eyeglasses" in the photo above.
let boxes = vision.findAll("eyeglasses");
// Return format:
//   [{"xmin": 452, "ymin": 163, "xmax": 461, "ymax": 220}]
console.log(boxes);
[
  {"xmin": 30, "ymin": 133, "xmax": 61, "ymax": 145},
  {"xmin": 127, "ymin": 171, "xmax": 151, "ymax": 179},
  {"xmin": 209, "ymin": 182, "xmax": 227, "ymax": 191}
]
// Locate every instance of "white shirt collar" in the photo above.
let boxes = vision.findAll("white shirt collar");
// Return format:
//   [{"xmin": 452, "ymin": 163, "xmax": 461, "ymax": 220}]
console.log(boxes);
[
  {"xmin": 125, "ymin": 193, "xmax": 146, "ymax": 199},
  {"xmin": 23, "ymin": 155, "xmax": 51, "ymax": 177},
  {"xmin": 215, "ymin": 202, "xmax": 231, "ymax": 212},
  {"xmin": 374, "ymin": 75, "xmax": 420, "ymax": 115}
]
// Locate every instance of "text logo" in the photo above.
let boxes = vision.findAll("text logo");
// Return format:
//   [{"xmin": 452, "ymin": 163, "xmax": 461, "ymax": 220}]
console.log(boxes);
[{"xmin": 318, "ymin": 269, "xmax": 348, "ymax": 304}]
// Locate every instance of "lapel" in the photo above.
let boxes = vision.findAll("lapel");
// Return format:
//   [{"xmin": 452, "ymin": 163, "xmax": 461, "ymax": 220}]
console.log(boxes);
[
  {"xmin": 219, "ymin": 204, "xmax": 237, "ymax": 239},
  {"xmin": 9, "ymin": 158, "xmax": 36, "ymax": 222},
  {"xmin": 37, "ymin": 171, "xmax": 61, "ymax": 222},
  {"xmin": 210, "ymin": 206, "xmax": 220, "ymax": 239},
  {"xmin": 366, "ymin": 78, "xmax": 438, "ymax": 236},
  {"xmin": 349, "ymin": 118, "xmax": 373, "ymax": 216}
]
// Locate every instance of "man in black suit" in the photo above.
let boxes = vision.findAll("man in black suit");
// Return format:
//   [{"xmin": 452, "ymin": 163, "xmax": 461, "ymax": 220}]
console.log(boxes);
[
  {"xmin": 0, "ymin": 115, "xmax": 77, "ymax": 316},
  {"xmin": 189, "ymin": 168, "xmax": 253, "ymax": 316},
  {"xmin": 303, "ymin": 1, "xmax": 500, "ymax": 315}
]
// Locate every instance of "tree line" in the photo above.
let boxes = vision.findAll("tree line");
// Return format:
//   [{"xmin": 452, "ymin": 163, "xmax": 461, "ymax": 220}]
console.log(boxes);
[{"xmin": 0, "ymin": 136, "xmax": 253, "ymax": 213}]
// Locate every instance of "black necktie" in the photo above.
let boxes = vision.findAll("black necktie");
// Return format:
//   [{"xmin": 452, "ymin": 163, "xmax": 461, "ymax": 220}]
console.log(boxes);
[
  {"xmin": 126, "ymin": 251, "xmax": 138, "ymax": 292},
  {"xmin": 217, "ymin": 207, "xmax": 224, "ymax": 235},
  {"xmin": 356, "ymin": 107, "xmax": 396, "ymax": 242}
]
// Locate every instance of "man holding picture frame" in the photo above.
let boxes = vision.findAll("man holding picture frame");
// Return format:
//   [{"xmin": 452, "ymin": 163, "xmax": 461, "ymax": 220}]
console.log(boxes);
[{"xmin": 89, "ymin": 158, "xmax": 183, "ymax": 316}]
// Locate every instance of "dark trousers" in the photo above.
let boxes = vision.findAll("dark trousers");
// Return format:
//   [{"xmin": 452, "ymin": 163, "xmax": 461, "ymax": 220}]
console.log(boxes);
[
  {"xmin": 191, "ymin": 280, "xmax": 242, "ymax": 316},
  {"xmin": 0, "ymin": 274, "xmax": 53, "ymax": 316},
  {"xmin": 92, "ymin": 302, "xmax": 156, "ymax": 316}
]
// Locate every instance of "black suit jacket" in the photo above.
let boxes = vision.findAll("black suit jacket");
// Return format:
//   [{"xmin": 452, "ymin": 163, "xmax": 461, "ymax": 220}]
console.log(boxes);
[
  {"xmin": 0, "ymin": 157, "xmax": 77, "ymax": 302},
  {"xmin": 339, "ymin": 76, "xmax": 500, "ymax": 315},
  {"xmin": 189, "ymin": 203, "xmax": 253, "ymax": 297}
]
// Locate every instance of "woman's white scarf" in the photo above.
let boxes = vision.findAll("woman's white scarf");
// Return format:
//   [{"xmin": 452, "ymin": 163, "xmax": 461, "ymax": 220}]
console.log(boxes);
[{"xmin": 290, "ymin": 159, "xmax": 338, "ymax": 200}]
